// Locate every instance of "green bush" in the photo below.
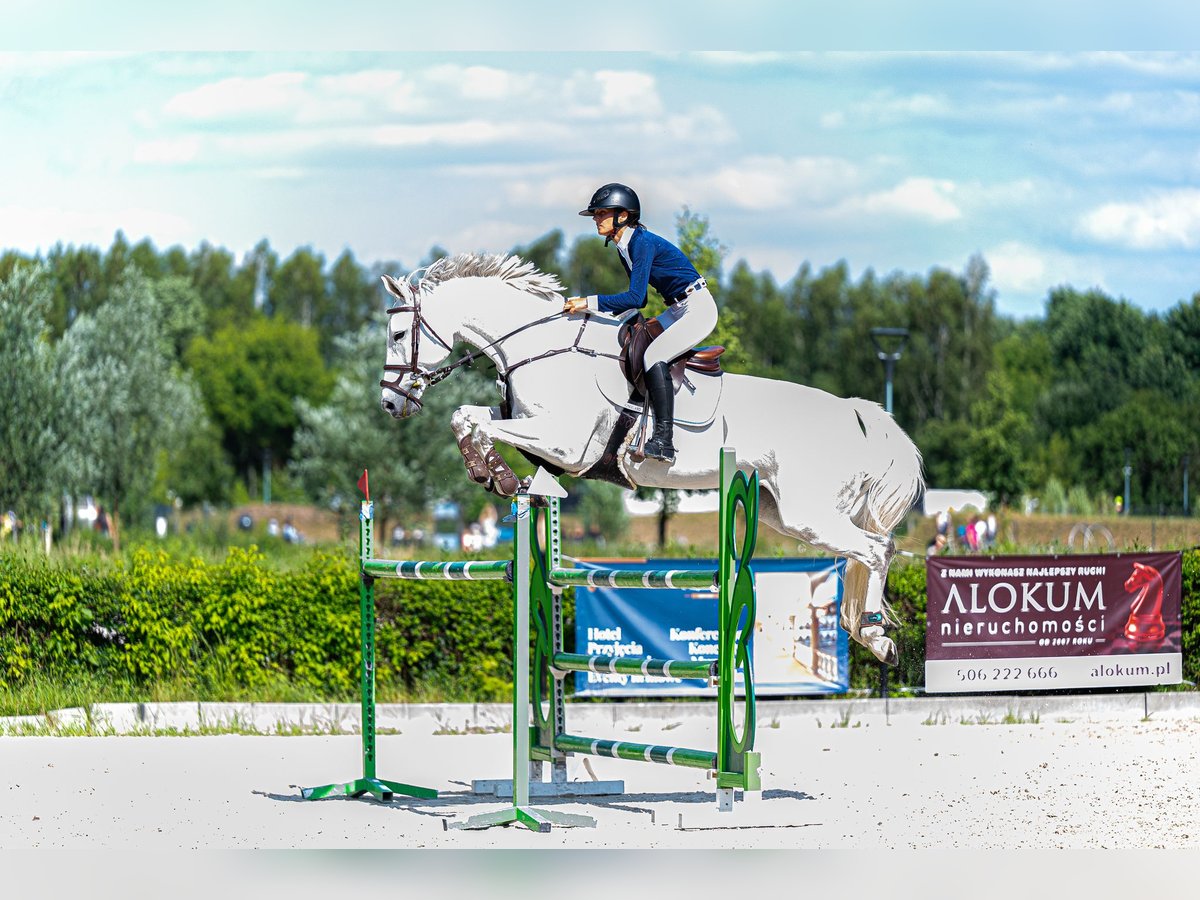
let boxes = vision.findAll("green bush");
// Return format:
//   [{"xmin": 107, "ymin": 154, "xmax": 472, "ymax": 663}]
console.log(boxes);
[
  {"xmin": 1, "ymin": 546, "xmax": 1196, "ymax": 705},
  {"xmin": 0, "ymin": 546, "xmax": 523, "ymax": 702}
]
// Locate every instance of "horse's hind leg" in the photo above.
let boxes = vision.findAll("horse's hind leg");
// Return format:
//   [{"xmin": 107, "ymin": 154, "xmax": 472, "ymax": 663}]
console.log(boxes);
[{"xmin": 768, "ymin": 490, "xmax": 898, "ymax": 665}]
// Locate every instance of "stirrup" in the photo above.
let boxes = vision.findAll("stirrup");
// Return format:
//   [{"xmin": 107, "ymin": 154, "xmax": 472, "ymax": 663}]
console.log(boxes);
[{"xmin": 643, "ymin": 435, "xmax": 675, "ymax": 463}]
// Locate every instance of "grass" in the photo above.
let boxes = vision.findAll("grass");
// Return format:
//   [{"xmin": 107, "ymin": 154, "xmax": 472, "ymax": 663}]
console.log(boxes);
[
  {"xmin": 956, "ymin": 709, "xmax": 1041, "ymax": 725},
  {"xmin": 0, "ymin": 672, "xmax": 356, "ymax": 718},
  {"xmin": 821, "ymin": 708, "xmax": 860, "ymax": 728}
]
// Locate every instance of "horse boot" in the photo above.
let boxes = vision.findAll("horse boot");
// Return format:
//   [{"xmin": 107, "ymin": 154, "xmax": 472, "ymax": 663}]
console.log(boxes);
[{"xmin": 642, "ymin": 361, "xmax": 676, "ymax": 463}]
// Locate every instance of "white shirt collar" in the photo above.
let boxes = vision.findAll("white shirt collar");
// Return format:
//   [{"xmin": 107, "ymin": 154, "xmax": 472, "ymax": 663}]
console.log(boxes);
[{"xmin": 614, "ymin": 225, "xmax": 635, "ymax": 264}]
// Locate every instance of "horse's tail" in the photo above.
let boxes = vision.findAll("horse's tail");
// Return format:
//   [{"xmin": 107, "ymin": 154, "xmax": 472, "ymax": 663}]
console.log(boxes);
[{"xmin": 842, "ymin": 399, "xmax": 925, "ymax": 630}]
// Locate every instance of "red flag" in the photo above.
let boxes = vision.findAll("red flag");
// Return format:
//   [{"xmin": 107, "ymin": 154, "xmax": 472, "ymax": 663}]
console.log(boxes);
[{"xmin": 357, "ymin": 469, "xmax": 369, "ymax": 500}]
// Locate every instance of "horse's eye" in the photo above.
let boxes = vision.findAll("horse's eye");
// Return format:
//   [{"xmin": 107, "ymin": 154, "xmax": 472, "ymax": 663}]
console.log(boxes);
[{"xmin": 393, "ymin": 330, "xmax": 407, "ymax": 342}]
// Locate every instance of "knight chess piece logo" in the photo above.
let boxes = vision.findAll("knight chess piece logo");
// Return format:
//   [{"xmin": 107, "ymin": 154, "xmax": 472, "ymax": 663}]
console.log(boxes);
[{"xmin": 1123, "ymin": 561, "xmax": 1166, "ymax": 643}]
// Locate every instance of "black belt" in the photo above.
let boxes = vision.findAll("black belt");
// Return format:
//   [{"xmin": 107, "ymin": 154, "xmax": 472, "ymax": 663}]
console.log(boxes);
[{"xmin": 671, "ymin": 277, "xmax": 707, "ymax": 303}]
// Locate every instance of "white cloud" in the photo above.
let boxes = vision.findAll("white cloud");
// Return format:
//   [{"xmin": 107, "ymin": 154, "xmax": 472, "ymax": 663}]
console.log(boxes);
[
  {"xmin": 423, "ymin": 64, "xmax": 539, "ymax": 102},
  {"xmin": 133, "ymin": 137, "xmax": 200, "ymax": 164},
  {"xmin": 164, "ymin": 71, "xmax": 309, "ymax": 120},
  {"xmin": 985, "ymin": 241, "xmax": 1049, "ymax": 294},
  {"xmin": 0, "ymin": 203, "xmax": 194, "ymax": 253},
  {"xmin": 1080, "ymin": 188, "xmax": 1200, "ymax": 249},
  {"xmin": 839, "ymin": 177, "xmax": 962, "ymax": 223},
  {"xmin": 985, "ymin": 240, "xmax": 1109, "ymax": 301},
  {"xmin": 563, "ymin": 69, "xmax": 663, "ymax": 119}
]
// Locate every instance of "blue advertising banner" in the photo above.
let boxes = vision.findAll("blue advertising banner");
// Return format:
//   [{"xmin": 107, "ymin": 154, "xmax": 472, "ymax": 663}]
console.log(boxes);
[{"xmin": 572, "ymin": 557, "xmax": 849, "ymax": 697}]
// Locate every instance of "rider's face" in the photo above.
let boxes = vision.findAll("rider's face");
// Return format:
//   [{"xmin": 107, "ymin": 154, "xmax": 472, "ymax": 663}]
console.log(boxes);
[{"xmin": 592, "ymin": 208, "xmax": 621, "ymax": 237}]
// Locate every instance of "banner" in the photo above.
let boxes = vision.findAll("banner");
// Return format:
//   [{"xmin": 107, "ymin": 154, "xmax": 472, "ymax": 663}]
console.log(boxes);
[
  {"xmin": 572, "ymin": 557, "xmax": 849, "ymax": 697},
  {"xmin": 925, "ymin": 552, "xmax": 1183, "ymax": 693}
]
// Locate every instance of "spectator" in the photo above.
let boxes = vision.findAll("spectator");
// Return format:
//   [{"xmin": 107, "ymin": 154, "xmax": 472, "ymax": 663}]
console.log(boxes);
[{"xmin": 925, "ymin": 533, "xmax": 948, "ymax": 556}]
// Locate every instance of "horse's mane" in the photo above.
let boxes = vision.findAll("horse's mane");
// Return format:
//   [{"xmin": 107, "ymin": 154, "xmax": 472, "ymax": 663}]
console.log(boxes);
[{"xmin": 413, "ymin": 253, "xmax": 564, "ymax": 301}]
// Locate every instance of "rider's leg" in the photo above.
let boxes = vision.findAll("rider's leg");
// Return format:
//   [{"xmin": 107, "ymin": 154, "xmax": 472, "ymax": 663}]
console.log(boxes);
[
  {"xmin": 642, "ymin": 362, "xmax": 676, "ymax": 462},
  {"xmin": 642, "ymin": 288, "xmax": 718, "ymax": 464}
]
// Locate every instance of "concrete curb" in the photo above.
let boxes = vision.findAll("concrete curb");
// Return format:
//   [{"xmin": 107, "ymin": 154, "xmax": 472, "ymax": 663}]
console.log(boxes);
[{"xmin": 3, "ymin": 691, "xmax": 1198, "ymax": 734}]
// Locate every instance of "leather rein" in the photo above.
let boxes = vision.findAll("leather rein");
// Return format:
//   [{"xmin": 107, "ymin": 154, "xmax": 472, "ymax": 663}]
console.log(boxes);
[{"xmin": 380, "ymin": 290, "xmax": 618, "ymax": 412}]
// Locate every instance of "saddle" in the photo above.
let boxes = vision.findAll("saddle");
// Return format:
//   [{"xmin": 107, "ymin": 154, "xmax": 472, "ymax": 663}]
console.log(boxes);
[{"xmin": 617, "ymin": 313, "xmax": 724, "ymax": 398}]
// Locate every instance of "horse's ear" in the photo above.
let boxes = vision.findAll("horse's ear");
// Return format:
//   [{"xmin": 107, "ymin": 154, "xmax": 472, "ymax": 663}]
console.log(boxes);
[{"xmin": 381, "ymin": 274, "xmax": 410, "ymax": 300}]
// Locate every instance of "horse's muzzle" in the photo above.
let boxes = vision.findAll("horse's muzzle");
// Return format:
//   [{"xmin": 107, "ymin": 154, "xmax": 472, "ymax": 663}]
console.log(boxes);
[{"xmin": 380, "ymin": 378, "xmax": 424, "ymax": 418}]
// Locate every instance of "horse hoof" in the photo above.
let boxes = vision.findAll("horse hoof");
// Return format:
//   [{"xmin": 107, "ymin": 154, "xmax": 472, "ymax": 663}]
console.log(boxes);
[
  {"xmin": 870, "ymin": 635, "xmax": 898, "ymax": 666},
  {"xmin": 859, "ymin": 625, "xmax": 898, "ymax": 666}
]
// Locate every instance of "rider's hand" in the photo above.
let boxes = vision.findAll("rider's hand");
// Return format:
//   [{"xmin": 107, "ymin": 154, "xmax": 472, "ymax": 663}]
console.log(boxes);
[{"xmin": 563, "ymin": 297, "xmax": 588, "ymax": 314}]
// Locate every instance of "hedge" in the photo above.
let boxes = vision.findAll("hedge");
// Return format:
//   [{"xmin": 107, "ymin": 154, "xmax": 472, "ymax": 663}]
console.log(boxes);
[{"xmin": 2, "ymin": 547, "xmax": 1197, "ymax": 699}]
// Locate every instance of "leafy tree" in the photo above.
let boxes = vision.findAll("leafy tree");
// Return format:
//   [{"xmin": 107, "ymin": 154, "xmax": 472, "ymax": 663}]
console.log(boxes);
[
  {"xmin": 273, "ymin": 246, "xmax": 328, "ymax": 330},
  {"xmin": 959, "ymin": 371, "xmax": 1035, "ymax": 507},
  {"xmin": 674, "ymin": 206, "xmax": 745, "ymax": 369},
  {"xmin": 290, "ymin": 325, "xmax": 493, "ymax": 539},
  {"xmin": 577, "ymin": 481, "xmax": 630, "ymax": 542},
  {"xmin": 44, "ymin": 243, "xmax": 103, "ymax": 337},
  {"xmin": 186, "ymin": 315, "xmax": 334, "ymax": 489},
  {"xmin": 190, "ymin": 241, "xmax": 255, "ymax": 331},
  {"xmin": 328, "ymin": 249, "xmax": 378, "ymax": 344},
  {"xmin": 511, "ymin": 230, "xmax": 567, "ymax": 282},
  {"xmin": 57, "ymin": 270, "xmax": 208, "ymax": 550},
  {"xmin": 0, "ymin": 265, "xmax": 65, "ymax": 527},
  {"xmin": 1075, "ymin": 390, "xmax": 1198, "ymax": 514},
  {"xmin": 564, "ymin": 234, "xmax": 626, "ymax": 299}
]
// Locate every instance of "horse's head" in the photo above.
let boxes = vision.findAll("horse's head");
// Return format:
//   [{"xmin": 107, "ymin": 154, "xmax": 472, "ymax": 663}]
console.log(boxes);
[{"xmin": 378, "ymin": 273, "xmax": 455, "ymax": 418}]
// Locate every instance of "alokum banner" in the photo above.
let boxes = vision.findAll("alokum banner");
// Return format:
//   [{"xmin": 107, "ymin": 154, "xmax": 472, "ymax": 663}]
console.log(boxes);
[{"xmin": 925, "ymin": 552, "xmax": 1182, "ymax": 693}]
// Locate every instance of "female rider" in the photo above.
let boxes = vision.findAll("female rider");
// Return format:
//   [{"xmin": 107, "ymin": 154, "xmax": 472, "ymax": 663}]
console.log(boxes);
[{"xmin": 564, "ymin": 183, "xmax": 717, "ymax": 463}]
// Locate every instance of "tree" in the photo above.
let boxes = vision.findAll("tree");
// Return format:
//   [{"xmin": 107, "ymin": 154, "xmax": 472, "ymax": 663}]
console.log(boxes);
[
  {"xmin": 190, "ymin": 241, "xmax": 255, "ymax": 331},
  {"xmin": 289, "ymin": 325, "xmax": 493, "ymax": 539},
  {"xmin": 0, "ymin": 265, "xmax": 65, "ymax": 528},
  {"xmin": 511, "ymin": 230, "xmax": 567, "ymax": 282},
  {"xmin": 273, "ymin": 246, "xmax": 329, "ymax": 330},
  {"xmin": 675, "ymin": 207, "xmax": 746, "ymax": 370},
  {"xmin": 57, "ymin": 270, "xmax": 209, "ymax": 550},
  {"xmin": 577, "ymin": 481, "xmax": 630, "ymax": 543},
  {"xmin": 564, "ymin": 234, "xmax": 626, "ymax": 299},
  {"xmin": 959, "ymin": 371, "xmax": 1035, "ymax": 507},
  {"xmin": 44, "ymin": 243, "xmax": 103, "ymax": 337},
  {"xmin": 186, "ymin": 315, "xmax": 334, "ymax": 488},
  {"xmin": 328, "ymin": 249, "xmax": 378, "ymax": 345}
]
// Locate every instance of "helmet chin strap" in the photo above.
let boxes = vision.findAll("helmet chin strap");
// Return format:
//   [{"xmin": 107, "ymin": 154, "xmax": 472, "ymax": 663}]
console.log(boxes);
[{"xmin": 604, "ymin": 211, "xmax": 632, "ymax": 246}]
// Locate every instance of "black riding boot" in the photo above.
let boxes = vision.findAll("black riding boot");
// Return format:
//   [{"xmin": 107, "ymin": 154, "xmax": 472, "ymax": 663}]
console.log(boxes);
[{"xmin": 642, "ymin": 362, "xmax": 676, "ymax": 462}]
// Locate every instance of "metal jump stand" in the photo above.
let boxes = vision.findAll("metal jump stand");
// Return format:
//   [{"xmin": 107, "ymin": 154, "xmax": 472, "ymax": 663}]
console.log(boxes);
[{"xmin": 300, "ymin": 498, "xmax": 439, "ymax": 802}]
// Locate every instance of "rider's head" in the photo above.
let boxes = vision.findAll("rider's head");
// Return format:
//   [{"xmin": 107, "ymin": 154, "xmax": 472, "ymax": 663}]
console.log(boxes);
[{"xmin": 579, "ymin": 183, "xmax": 640, "ymax": 241}]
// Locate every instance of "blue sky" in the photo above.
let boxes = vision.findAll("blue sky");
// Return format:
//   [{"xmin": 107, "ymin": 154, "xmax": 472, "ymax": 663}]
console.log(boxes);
[{"xmin": 3, "ymin": 6, "xmax": 1199, "ymax": 319}]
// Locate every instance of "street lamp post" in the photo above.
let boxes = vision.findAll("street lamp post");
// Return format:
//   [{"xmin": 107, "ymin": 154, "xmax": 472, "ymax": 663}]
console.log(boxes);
[
  {"xmin": 869, "ymin": 327, "xmax": 909, "ymax": 415},
  {"xmin": 868, "ymin": 327, "xmax": 908, "ymax": 703},
  {"xmin": 1123, "ymin": 448, "xmax": 1131, "ymax": 517},
  {"xmin": 1184, "ymin": 454, "xmax": 1190, "ymax": 517}
]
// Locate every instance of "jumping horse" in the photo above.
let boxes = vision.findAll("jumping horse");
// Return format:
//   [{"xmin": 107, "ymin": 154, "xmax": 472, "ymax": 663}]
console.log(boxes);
[{"xmin": 379, "ymin": 253, "xmax": 924, "ymax": 665}]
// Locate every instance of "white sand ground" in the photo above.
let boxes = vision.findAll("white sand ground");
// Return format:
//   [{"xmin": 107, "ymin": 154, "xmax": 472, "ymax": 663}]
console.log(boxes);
[{"xmin": 2, "ymin": 705, "xmax": 1198, "ymax": 851}]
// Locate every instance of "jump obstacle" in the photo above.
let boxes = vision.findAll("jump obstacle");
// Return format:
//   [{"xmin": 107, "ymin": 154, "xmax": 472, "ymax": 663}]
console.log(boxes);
[{"xmin": 301, "ymin": 447, "xmax": 761, "ymax": 832}]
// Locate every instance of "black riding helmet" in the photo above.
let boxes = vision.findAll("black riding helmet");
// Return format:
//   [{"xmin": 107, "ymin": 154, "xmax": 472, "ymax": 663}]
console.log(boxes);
[{"xmin": 579, "ymin": 183, "xmax": 640, "ymax": 242}]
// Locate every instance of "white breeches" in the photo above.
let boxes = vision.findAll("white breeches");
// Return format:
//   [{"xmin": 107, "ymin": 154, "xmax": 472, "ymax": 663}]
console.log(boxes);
[{"xmin": 644, "ymin": 288, "xmax": 718, "ymax": 368}]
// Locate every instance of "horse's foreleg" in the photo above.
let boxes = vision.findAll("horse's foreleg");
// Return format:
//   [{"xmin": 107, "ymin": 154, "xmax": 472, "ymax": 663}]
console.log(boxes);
[
  {"xmin": 473, "ymin": 414, "xmax": 591, "ymax": 497},
  {"xmin": 451, "ymin": 405, "xmax": 505, "ymax": 491}
]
